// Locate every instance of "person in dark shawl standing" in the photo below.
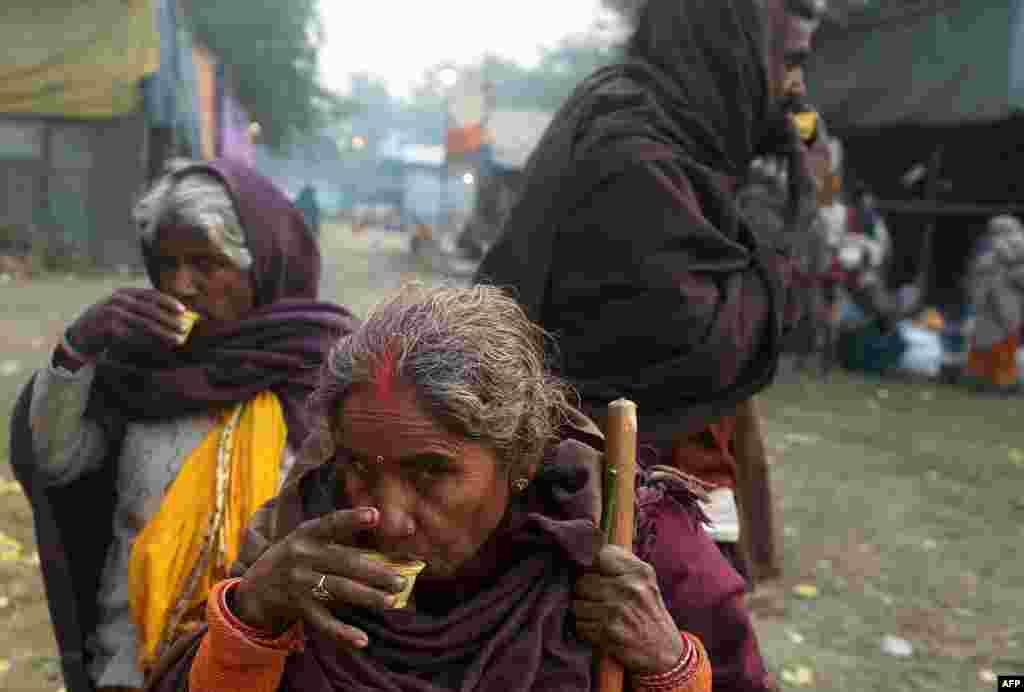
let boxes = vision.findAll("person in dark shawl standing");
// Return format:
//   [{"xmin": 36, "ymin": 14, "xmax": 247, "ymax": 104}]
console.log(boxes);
[
  {"xmin": 8, "ymin": 158, "xmax": 357, "ymax": 692},
  {"xmin": 474, "ymin": 0, "xmax": 817, "ymax": 592}
]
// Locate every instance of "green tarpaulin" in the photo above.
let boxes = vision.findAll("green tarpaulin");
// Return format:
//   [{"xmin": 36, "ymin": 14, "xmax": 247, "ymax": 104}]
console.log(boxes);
[{"xmin": 807, "ymin": 0, "xmax": 1024, "ymax": 129}]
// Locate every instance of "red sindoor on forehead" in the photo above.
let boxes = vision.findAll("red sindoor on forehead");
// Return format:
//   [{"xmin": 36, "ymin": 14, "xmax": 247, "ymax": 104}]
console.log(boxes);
[{"xmin": 370, "ymin": 346, "xmax": 400, "ymax": 403}]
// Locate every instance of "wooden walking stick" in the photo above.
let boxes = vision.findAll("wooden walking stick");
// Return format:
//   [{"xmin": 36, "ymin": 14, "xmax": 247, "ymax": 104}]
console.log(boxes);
[
  {"xmin": 598, "ymin": 399, "xmax": 639, "ymax": 692},
  {"xmin": 733, "ymin": 396, "xmax": 782, "ymax": 582}
]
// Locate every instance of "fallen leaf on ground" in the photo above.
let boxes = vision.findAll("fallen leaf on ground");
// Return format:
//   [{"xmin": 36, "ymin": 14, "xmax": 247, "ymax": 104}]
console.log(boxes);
[
  {"xmin": 0, "ymin": 360, "xmax": 22, "ymax": 377},
  {"xmin": 792, "ymin": 583, "xmax": 819, "ymax": 599},
  {"xmin": 0, "ymin": 532, "xmax": 23, "ymax": 561},
  {"xmin": 780, "ymin": 665, "xmax": 815, "ymax": 686},
  {"xmin": 787, "ymin": 630, "xmax": 805, "ymax": 644},
  {"xmin": 0, "ymin": 479, "xmax": 22, "ymax": 496},
  {"xmin": 1009, "ymin": 448, "xmax": 1024, "ymax": 466},
  {"xmin": 0, "ymin": 659, "xmax": 10, "ymax": 675}
]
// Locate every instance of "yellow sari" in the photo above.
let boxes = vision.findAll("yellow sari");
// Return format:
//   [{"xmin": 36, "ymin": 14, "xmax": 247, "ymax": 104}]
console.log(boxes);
[{"xmin": 128, "ymin": 391, "xmax": 286, "ymax": 670}]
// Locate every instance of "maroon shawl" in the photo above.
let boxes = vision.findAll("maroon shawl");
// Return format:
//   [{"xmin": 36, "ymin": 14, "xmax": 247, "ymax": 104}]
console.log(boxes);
[{"xmin": 148, "ymin": 417, "xmax": 771, "ymax": 692}]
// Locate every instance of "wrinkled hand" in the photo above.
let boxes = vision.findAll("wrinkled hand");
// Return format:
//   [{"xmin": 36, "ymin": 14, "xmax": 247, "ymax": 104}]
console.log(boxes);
[
  {"xmin": 66, "ymin": 288, "xmax": 190, "ymax": 355},
  {"xmin": 573, "ymin": 545, "xmax": 684, "ymax": 675},
  {"xmin": 232, "ymin": 507, "xmax": 407, "ymax": 649}
]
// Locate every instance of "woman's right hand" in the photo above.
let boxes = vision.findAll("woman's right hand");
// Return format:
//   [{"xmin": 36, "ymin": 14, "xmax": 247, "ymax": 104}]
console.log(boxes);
[
  {"xmin": 231, "ymin": 507, "xmax": 408, "ymax": 649},
  {"xmin": 66, "ymin": 288, "xmax": 190, "ymax": 355}
]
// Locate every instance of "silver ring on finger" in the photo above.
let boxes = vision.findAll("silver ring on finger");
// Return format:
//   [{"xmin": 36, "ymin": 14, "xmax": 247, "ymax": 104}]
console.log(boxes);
[{"xmin": 311, "ymin": 573, "xmax": 332, "ymax": 602}]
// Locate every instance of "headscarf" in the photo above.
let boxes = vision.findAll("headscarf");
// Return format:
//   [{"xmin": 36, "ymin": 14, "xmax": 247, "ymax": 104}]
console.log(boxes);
[
  {"xmin": 88, "ymin": 158, "xmax": 357, "ymax": 449},
  {"xmin": 968, "ymin": 215, "xmax": 1024, "ymax": 349}
]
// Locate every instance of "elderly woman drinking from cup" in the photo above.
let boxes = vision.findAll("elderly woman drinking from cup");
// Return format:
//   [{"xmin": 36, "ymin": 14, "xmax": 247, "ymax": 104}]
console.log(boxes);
[
  {"xmin": 147, "ymin": 284, "xmax": 774, "ymax": 692},
  {"xmin": 9, "ymin": 158, "xmax": 356, "ymax": 692}
]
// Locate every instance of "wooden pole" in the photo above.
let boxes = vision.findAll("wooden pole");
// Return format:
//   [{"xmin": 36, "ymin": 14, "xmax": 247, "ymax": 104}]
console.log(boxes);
[
  {"xmin": 733, "ymin": 396, "xmax": 782, "ymax": 583},
  {"xmin": 597, "ymin": 399, "xmax": 638, "ymax": 692}
]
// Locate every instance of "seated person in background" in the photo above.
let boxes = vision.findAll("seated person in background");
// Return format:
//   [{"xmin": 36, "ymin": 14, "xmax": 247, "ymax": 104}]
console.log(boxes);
[
  {"xmin": 148, "ymin": 284, "xmax": 775, "ymax": 692},
  {"xmin": 9, "ymin": 158, "xmax": 356, "ymax": 692},
  {"xmin": 967, "ymin": 214, "xmax": 1024, "ymax": 394}
]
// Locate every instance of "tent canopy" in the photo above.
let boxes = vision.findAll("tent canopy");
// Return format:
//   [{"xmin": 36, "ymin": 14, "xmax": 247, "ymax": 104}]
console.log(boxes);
[
  {"xmin": 806, "ymin": 0, "xmax": 1024, "ymax": 130},
  {"xmin": 0, "ymin": 0, "xmax": 159, "ymax": 118}
]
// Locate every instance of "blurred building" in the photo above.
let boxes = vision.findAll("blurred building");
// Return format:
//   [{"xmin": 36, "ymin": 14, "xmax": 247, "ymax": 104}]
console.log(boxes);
[
  {"xmin": 457, "ymin": 109, "xmax": 554, "ymax": 259},
  {"xmin": 807, "ymin": 0, "xmax": 1024, "ymax": 308},
  {"xmin": 0, "ymin": 0, "xmax": 255, "ymax": 269}
]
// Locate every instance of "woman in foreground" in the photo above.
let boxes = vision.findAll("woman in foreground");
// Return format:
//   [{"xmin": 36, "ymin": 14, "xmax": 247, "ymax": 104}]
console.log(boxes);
[{"xmin": 149, "ymin": 285, "xmax": 773, "ymax": 692}]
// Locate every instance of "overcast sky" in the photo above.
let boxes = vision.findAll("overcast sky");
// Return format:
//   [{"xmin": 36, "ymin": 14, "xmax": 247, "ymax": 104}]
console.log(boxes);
[{"xmin": 319, "ymin": 0, "xmax": 615, "ymax": 98}]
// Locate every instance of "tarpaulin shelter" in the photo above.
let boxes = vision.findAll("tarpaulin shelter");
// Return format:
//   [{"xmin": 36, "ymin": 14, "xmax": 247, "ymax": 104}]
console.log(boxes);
[
  {"xmin": 0, "ymin": 0, "xmax": 256, "ymax": 269},
  {"xmin": 806, "ymin": 0, "xmax": 1024, "ymax": 306},
  {"xmin": 0, "ymin": 0, "xmax": 159, "ymax": 268}
]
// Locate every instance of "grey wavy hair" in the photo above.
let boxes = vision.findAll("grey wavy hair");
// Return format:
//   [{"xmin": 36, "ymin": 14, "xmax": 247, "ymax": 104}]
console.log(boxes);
[
  {"xmin": 987, "ymin": 215, "xmax": 1024, "ymax": 264},
  {"xmin": 305, "ymin": 283, "xmax": 578, "ymax": 475},
  {"xmin": 133, "ymin": 158, "xmax": 253, "ymax": 270}
]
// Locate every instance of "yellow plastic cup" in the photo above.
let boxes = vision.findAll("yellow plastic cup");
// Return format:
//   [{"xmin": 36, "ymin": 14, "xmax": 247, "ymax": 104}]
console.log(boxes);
[
  {"xmin": 360, "ymin": 551, "xmax": 426, "ymax": 609},
  {"xmin": 179, "ymin": 310, "xmax": 200, "ymax": 341},
  {"xmin": 792, "ymin": 110, "xmax": 818, "ymax": 142}
]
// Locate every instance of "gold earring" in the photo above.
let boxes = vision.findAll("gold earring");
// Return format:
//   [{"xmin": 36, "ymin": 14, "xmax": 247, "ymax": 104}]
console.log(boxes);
[
  {"xmin": 375, "ymin": 455, "xmax": 385, "ymax": 465},
  {"xmin": 512, "ymin": 478, "xmax": 529, "ymax": 492}
]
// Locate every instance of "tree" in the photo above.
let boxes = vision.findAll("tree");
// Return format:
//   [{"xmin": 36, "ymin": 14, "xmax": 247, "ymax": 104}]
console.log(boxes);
[
  {"xmin": 182, "ymin": 0, "xmax": 358, "ymax": 153},
  {"xmin": 479, "ymin": 35, "xmax": 623, "ymax": 112},
  {"xmin": 406, "ymin": 33, "xmax": 622, "ymax": 119}
]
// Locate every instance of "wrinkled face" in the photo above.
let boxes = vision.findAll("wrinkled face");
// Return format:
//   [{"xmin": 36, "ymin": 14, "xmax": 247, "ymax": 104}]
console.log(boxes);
[
  {"xmin": 152, "ymin": 225, "xmax": 256, "ymax": 329},
  {"xmin": 780, "ymin": 14, "xmax": 817, "ymax": 109},
  {"xmin": 335, "ymin": 381, "xmax": 517, "ymax": 578},
  {"xmin": 782, "ymin": 50, "xmax": 809, "ymax": 108}
]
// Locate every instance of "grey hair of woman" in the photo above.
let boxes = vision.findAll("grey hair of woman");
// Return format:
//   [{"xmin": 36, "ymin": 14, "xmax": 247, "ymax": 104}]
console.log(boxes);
[
  {"xmin": 132, "ymin": 158, "xmax": 253, "ymax": 270},
  {"xmin": 305, "ymin": 283, "xmax": 579, "ymax": 475}
]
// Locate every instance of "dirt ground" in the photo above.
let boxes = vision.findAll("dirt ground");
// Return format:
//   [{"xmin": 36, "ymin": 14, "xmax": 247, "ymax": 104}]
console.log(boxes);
[{"xmin": 1, "ymin": 224, "xmax": 1021, "ymax": 691}]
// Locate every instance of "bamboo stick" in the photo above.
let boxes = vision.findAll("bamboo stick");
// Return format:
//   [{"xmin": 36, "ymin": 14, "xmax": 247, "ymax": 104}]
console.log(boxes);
[{"xmin": 597, "ymin": 399, "xmax": 638, "ymax": 692}]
